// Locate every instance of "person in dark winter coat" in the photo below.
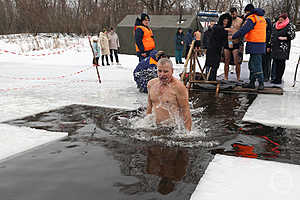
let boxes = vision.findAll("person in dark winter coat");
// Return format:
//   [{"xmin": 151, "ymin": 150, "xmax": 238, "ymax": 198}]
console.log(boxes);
[
  {"xmin": 133, "ymin": 50, "xmax": 168, "ymax": 93},
  {"xmin": 231, "ymin": 4, "xmax": 267, "ymax": 90},
  {"xmin": 202, "ymin": 22, "xmax": 215, "ymax": 50},
  {"xmin": 205, "ymin": 13, "xmax": 232, "ymax": 81},
  {"xmin": 175, "ymin": 28, "xmax": 185, "ymax": 64},
  {"xmin": 262, "ymin": 17, "xmax": 273, "ymax": 82},
  {"xmin": 184, "ymin": 29, "xmax": 193, "ymax": 58},
  {"xmin": 270, "ymin": 13, "xmax": 296, "ymax": 84},
  {"xmin": 203, "ymin": 22, "xmax": 215, "ymax": 73}
]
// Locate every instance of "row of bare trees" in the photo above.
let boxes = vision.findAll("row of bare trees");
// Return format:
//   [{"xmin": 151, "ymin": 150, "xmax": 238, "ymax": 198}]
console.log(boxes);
[{"xmin": 0, "ymin": 0, "xmax": 299, "ymax": 35}]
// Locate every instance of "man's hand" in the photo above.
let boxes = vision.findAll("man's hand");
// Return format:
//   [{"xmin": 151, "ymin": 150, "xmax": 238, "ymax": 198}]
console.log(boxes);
[
  {"xmin": 228, "ymin": 35, "xmax": 233, "ymax": 40},
  {"xmin": 267, "ymin": 48, "xmax": 271, "ymax": 53},
  {"xmin": 141, "ymin": 53, "xmax": 147, "ymax": 57}
]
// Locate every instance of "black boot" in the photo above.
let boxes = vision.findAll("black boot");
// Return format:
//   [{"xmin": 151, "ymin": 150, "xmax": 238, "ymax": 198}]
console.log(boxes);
[
  {"xmin": 258, "ymin": 82, "xmax": 264, "ymax": 90},
  {"xmin": 242, "ymin": 81, "xmax": 255, "ymax": 89}
]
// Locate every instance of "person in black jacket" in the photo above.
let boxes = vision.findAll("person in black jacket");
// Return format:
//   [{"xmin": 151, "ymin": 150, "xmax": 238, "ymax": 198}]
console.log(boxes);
[
  {"xmin": 270, "ymin": 13, "xmax": 296, "ymax": 84},
  {"xmin": 184, "ymin": 29, "xmax": 193, "ymax": 58},
  {"xmin": 262, "ymin": 17, "xmax": 272, "ymax": 82},
  {"xmin": 205, "ymin": 13, "xmax": 232, "ymax": 81},
  {"xmin": 203, "ymin": 21, "xmax": 215, "ymax": 73}
]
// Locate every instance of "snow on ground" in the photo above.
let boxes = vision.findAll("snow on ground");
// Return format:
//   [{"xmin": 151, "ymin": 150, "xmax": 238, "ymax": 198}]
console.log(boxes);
[{"xmin": 190, "ymin": 154, "xmax": 300, "ymax": 200}]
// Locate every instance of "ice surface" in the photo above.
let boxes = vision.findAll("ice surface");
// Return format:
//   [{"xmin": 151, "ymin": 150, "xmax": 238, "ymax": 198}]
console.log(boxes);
[
  {"xmin": 190, "ymin": 154, "xmax": 300, "ymax": 200},
  {"xmin": 0, "ymin": 123, "xmax": 67, "ymax": 162}
]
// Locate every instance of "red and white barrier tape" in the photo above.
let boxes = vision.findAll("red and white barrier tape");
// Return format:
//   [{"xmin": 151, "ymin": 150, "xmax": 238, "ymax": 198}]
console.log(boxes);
[
  {"xmin": 0, "ymin": 43, "xmax": 82, "ymax": 57},
  {"xmin": 0, "ymin": 65, "xmax": 94, "ymax": 80},
  {"xmin": 0, "ymin": 79, "xmax": 98, "ymax": 93}
]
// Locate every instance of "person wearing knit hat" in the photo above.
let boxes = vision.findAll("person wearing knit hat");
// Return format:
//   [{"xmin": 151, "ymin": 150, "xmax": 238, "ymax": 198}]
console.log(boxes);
[
  {"xmin": 230, "ymin": 4, "xmax": 267, "ymax": 90},
  {"xmin": 134, "ymin": 13, "xmax": 156, "ymax": 62},
  {"xmin": 270, "ymin": 13, "xmax": 296, "ymax": 84},
  {"xmin": 141, "ymin": 13, "xmax": 150, "ymax": 22},
  {"xmin": 278, "ymin": 13, "xmax": 288, "ymax": 20}
]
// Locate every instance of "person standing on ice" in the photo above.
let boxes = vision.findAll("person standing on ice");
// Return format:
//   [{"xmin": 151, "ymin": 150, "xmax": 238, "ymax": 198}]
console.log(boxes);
[
  {"xmin": 133, "ymin": 50, "xmax": 168, "ymax": 93},
  {"xmin": 184, "ymin": 29, "xmax": 193, "ymax": 59},
  {"xmin": 230, "ymin": 4, "xmax": 266, "ymax": 90},
  {"xmin": 270, "ymin": 13, "xmax": 296, "ymax": 84},
  {"xmin": 92, "ymin": 37, "xmax": 100, "ymax": 66},
  {"xmin": 175, "ymin": 27, "xmax": 184, "ymax": 64},
  {"xmin": 223, "ymin": 7, "xmax": 243, "ymax": 81},
  {"xmin": 205, "ymin": 13, "xmax": 232, "ymax": 81},
  {"xmin": 146, "ymin": 58, "xmax": 192, "ymax": 132},
  {"xmin": 108, "ymin": 27, "xmax": 120, "ymax": 65},
  {"xmin": 262, "ymin": 17, "xmax": 273, "ymax": 82},
  {"xmin": 135, "ymin": 13, "xmax": 156, "ymax": 62},
  {"xmin": 99, "ymin": 29, "xmax": 110, "ymax": 66}
]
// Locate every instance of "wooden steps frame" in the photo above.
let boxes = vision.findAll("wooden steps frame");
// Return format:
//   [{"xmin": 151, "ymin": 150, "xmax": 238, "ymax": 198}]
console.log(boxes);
[{"xmin": 180, "ymin": 40, "xmax": 220, "ymax": 94}]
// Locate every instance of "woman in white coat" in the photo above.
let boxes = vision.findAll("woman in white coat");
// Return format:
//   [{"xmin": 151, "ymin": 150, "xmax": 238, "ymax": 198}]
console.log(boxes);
[
  {"xmin": 99, "ymin": 29, "xmax": 110, "ymax": 66},
  {"xmin": 108, "ymin": 27, "xmax": 120, "ymax": 64}
]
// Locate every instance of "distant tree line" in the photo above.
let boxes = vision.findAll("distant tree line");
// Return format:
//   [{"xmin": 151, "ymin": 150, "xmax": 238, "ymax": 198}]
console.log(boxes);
[{"xmin": 0, "ymin": 0, "xmax": 299, "ymax": 35}]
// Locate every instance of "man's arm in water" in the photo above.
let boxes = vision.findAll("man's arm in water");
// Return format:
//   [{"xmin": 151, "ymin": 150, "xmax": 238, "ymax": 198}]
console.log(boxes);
[
  {"xmin": 176, "ymin": 82, "xmax": 192, "ymax": 131},
  {"xmin": 146, "ymin": 81, "xmax": 153, "ymax": 114}
]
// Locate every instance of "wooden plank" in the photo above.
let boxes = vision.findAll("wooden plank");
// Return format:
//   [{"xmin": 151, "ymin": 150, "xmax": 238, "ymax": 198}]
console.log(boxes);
[
  {"xmin": 190, "ymin": 85, "xmax": 283, "ymax": 95},
  {"xmin": 233, "ymin": 86, "xmax": 283, "ymax": 95}
]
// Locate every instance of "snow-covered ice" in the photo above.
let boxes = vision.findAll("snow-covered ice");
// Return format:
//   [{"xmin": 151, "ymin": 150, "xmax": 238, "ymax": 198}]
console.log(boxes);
[
  {"xmin": 0, "ymin": 123, "xmax": 67, "ymax": 162},
  {"xmin": 190, "ymin": 154, "xmax": 300, "ymax": 200}
]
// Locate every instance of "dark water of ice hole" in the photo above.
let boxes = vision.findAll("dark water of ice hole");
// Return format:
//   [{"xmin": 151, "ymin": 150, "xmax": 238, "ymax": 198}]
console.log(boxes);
[{"xmin": 1, "ymin": 92, "xmax": 300, "ymax": 200}]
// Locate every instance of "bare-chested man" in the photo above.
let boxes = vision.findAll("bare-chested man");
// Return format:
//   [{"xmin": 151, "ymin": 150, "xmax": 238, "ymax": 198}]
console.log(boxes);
[
  {"xmin": 193, "ymin": 29, "xmax": 202, "ymax": 56},
  {"xmin": 146, "ymin": 58, "xmax": 192, "ymax": 131},
  {"xmin": 224, "ymin": 7, "xmax": 243, "ymax": 81}
]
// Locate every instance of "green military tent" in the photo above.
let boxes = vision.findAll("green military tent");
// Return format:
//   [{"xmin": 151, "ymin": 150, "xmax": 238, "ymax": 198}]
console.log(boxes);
[{"xmin": 116, "ymin": 15, "xmax": 201, "ymax": 57}]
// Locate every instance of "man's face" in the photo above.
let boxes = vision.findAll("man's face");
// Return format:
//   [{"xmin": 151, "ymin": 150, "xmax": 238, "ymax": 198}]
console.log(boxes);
[
  {"xmin": 231, "ymin": 11, "xmax": 237, "ymax": 19},
  {"xmin": 157, "ymin": 63, "xmax": 173, "ymax": 85}
]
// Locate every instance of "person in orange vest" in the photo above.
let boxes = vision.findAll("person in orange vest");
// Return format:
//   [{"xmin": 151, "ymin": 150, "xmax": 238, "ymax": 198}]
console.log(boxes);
[
  {"xmin": 230, "ymin": 4, "xmax": 266, "ymax": 90},
  {"xmin": 135, "ymin": 13, "xmax": 156, "ymax": 62}
]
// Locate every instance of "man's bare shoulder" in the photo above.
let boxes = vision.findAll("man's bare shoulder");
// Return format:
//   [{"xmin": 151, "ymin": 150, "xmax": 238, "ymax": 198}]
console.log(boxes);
[
  {"xmin": 237, "ymin": 17, "xmax": 243, "ymax": 23},
  {"xmin": 173, "ymin": 78, "xmax": 187, "ymax": 91}
]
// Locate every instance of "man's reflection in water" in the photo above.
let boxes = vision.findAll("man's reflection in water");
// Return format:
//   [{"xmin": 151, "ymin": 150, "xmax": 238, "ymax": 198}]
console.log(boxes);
[{"xmin": 147, "ymin": 145, "xmax": 189, "ymax": 195}]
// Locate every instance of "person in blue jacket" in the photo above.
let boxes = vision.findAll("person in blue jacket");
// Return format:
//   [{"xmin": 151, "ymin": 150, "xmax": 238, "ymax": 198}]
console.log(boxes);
[
  {"xmin": 92, "ymin": 37, "xmax": 101, "ymax": 66},
  {"xmin": 133, "ymin": 50, "xmax": 168, "ymax": 93}
]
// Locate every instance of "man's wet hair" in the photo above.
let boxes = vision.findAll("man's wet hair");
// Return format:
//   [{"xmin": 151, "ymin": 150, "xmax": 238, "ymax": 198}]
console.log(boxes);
[
  {"xmin": 157, "ymin": 57, "xmax": 173, "ymax": 69},
  {"xmin": 230, "ymin": 7, "xmax": 237, "ymax": 13}
]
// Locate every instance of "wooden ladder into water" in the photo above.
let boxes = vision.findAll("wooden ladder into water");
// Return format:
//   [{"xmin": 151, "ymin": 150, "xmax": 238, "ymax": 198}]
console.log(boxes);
[{"xmin": 180, "ymin": 40, "xmax": 220, "ymax": 94}]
